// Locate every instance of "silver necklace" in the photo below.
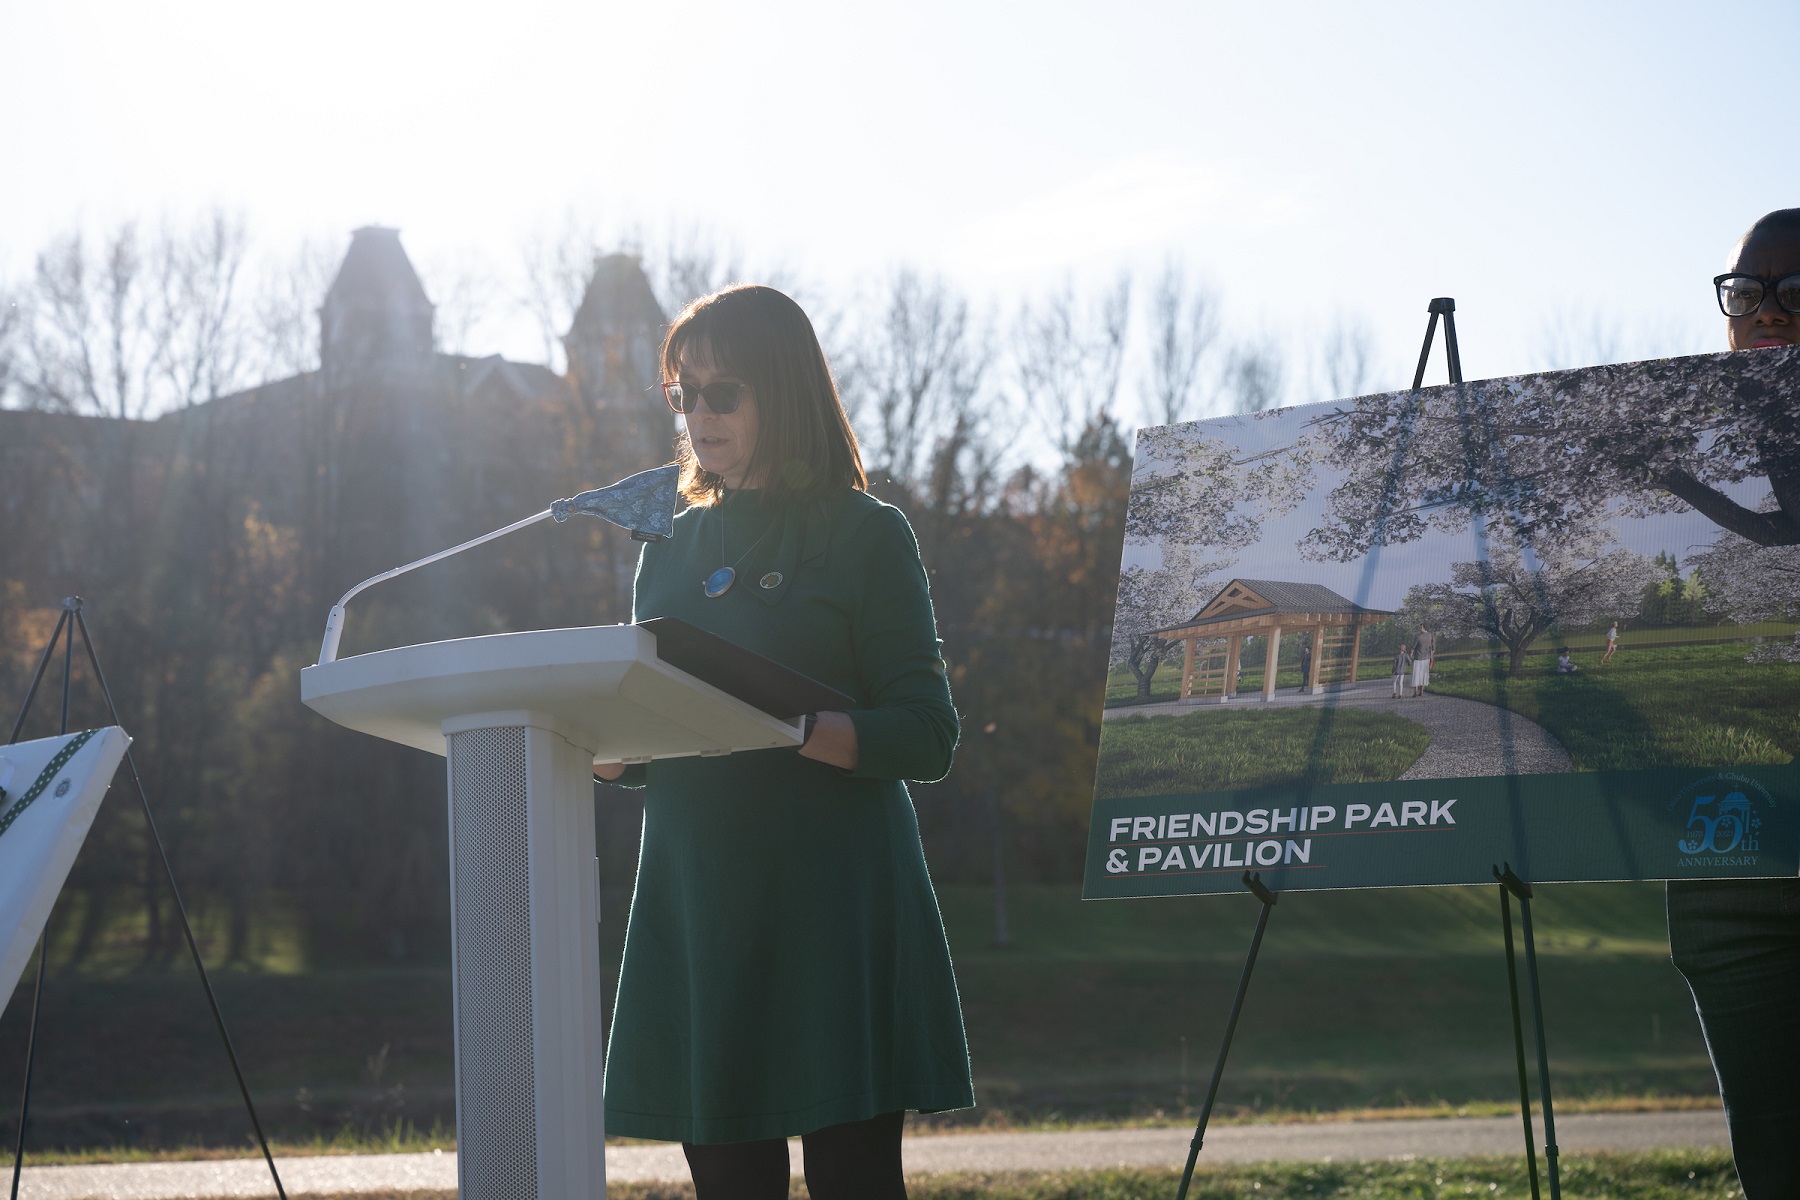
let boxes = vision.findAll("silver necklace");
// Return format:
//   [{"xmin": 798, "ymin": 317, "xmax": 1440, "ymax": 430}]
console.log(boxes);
[{"xmin": 703, "ymin": 504, "xmax": 773, "ymax": 598}]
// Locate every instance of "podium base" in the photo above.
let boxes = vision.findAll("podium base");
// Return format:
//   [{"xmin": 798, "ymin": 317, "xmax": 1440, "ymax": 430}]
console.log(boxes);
[{"xmin": 447, "ymin": 714, "xmax": 605, "ymax": 1199}]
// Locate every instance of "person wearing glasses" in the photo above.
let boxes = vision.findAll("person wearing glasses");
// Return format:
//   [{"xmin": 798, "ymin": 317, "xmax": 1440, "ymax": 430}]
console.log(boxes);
[
  {"xmin": 595, "ymin": 285, "xmax": 969, "ymax": 1199},
  {"xmin": 1669, "ymin": 207, "xmax": 1800, "ymax": 1200}
]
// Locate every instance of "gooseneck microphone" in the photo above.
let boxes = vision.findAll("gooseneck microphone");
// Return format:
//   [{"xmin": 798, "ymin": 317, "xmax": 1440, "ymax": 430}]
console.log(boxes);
[{"xmin": 315, "ymin": 464, "xmax": 680, "ymax": 664}]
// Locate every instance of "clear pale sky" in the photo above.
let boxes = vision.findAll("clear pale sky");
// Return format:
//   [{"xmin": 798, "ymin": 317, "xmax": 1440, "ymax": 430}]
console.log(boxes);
[{"xmin": 4, "ymin": 0, "xmax": 1796, "ymax": 403}]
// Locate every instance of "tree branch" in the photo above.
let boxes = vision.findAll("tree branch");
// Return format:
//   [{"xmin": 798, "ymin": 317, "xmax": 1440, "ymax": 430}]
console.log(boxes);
[{"xmin": 1656, "ymin": 467, "xmax": 1800, "ymax": 547}]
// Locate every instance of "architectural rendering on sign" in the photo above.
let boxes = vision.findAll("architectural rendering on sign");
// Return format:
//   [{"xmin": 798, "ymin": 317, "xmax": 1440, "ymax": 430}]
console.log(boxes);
[{"xmin": 1088, "ymin": 348, "xmax": 1800, "ymax": 898}]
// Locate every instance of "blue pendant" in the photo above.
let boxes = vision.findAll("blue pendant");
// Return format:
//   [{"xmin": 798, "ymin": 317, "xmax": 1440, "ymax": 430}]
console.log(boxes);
[{"xmin": 703, "ymin": 566, "xmax": 736, "ymax": 598}]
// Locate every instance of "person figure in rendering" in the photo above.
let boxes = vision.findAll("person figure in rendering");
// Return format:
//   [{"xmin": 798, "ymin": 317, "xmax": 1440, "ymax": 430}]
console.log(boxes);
[
  {"xmin": 595, "ymin": 285, "xmax": 971, "ymax": 1199},
  {"xmin": 1390, "ymin": 644, "xmax": 1412, "ymax": 699},
  {"xmin": 1555, "ymin": 647, "xmax": 1578, "ymax": 674},
  {"xmin": 1667, "ymin": 207, "xmax": 1800, "ymax": 1200},
  {"xmin": 1409, "ymin": 623, "xmax": 1434, "ymax": 697},
  {"xmin": 1297, "ymin": 641, "xmax": 1313, "ymax": 693},
  {"xmin": 1601, "ymin": 621, "xmax": 1620, "ymax": 664}
]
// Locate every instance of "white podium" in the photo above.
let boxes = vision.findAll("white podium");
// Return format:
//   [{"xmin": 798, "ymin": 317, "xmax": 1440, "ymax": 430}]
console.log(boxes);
[{"xmin": 300, "ymin": 624, "xmax": 803, "ymax": 1199}]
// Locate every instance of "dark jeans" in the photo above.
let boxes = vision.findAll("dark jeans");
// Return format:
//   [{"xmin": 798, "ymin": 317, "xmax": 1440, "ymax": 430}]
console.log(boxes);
[
  {"xmin": 1667, "ymin": 878, "xmax": 1800, "ymax": 1199},
  {"xmin": 682, "ymin": 1110, "xmax": 906, "ymax": 1200}
]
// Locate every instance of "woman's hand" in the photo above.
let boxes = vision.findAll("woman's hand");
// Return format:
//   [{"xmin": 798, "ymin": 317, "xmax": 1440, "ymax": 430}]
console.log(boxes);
[
  {"xmin": 595, "ymin": 762, "xmax": 628, "ymax": 782},
  {"xmin": 798, "ymin": 711, "xmax": 858, "ymax": 771}
]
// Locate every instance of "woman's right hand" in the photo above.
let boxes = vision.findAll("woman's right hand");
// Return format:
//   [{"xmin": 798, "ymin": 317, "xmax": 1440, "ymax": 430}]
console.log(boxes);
[{"xmin": 595, "ymin": 762, "xmax": 628, "ymax": 782}]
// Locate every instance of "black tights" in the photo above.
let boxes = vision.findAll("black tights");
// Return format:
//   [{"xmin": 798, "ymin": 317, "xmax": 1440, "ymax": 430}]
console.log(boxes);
[{"xmin": 682, "ymin": 1110, "xmax": 906, "ymax": 1200}]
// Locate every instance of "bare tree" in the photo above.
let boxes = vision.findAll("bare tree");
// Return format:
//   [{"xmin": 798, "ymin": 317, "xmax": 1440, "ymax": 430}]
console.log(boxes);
[
  {"xmin": 1142, "ymin": 260, "xmax": 1219, "ymax": 427},
  {"xmin": 253, "ymin": 236, "xmax": 338, "ymax": 379},
  {"xmin": 1014, "ymin": 275, "xmax": 1131, "ymax": 456},
  {"xmin": 1224, "ymin": 338, "xmax": 1285, "ymax": 414},
  {"xmin": 149, "ymin": 210, "xmax": 253, "ymax": 406},
  {"xmin": 520, "ymin": 214, "xmax": 604, "ymax": 371},
  {"xmin": 1314, "ymin": 312, "xmax": 1375, "ymax": 401},
  {"xmin": 20, "ymin": 223, "xmax": 157, "ymax": 417},
  {"xmin": 631, "ymin": 222, "xmax": 745, "ymax": 317},
  {"xmin": 20, "ymin": 215, "xmax": 256, "ymax": 416},
  {"xmin": 1534, "ymin": 303, "xmax": 1625, "ymax": 371},
  {"xmin": 846, "ymin": 271, "xmax": 988, "ymax": 489},
  {"xmin": 422, "ymin": 247, "xmax": 498, "ymax": 357},
  {"xmin": 0, "ymin": 281, "xmax": 20, "ymax": 405}
]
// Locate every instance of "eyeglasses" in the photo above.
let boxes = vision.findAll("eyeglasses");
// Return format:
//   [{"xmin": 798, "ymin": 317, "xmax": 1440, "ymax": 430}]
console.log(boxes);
[
  {"xmin": 1714, "ymin": 272, "xmax": 1800, "ymax": 318},
  {"xmin": 661, "ymin": 380, "xmax": 748, "ymax": 415}
]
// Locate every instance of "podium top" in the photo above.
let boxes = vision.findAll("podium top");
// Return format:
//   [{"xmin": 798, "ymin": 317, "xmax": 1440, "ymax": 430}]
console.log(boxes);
[{"xmin": 299, "ymin": 624, "xmax": 804, "ymax": 765}]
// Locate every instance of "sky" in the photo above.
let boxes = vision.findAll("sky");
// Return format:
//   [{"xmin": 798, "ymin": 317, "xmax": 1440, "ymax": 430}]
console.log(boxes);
[{"xmin": 4, "ymin": 0, "xmax": 1797, "ymax": 416}]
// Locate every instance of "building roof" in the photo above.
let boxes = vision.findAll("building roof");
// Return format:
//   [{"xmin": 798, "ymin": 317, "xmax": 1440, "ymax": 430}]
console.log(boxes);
[
  {"xmin": 323, "ymin": 226, "xmax": 433, "ymax": 317},
  {"xmin": 1154, "ymin": 578, "xmax": 1392, "ymax": 634},
  {"xmin": 566, "ymin": 253, "xmax": 667, "ymax": 343},
  {"xmin": 319, "ymin": 226, "xmax": 435, "ymax": 369}
]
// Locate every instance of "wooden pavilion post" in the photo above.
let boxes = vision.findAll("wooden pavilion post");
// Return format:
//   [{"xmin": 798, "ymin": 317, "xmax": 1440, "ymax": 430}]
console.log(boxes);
[
  {"xmin": 1223, "ymin": 635, "xmax": 1242, "ymax": 704},
  {"xmin": 1261, "ymin": 625, "xmax": 1283, "ymax": 701},
  {"xmin": 1180, "ymin": 636, "xmax": 1196, "ymax": 700},
  {"xmin": 1347, "ymin": 620, "xmax": 1364, "ymax": 689},
  {"xmin": 1307, "ymin": 626, "xmax": 1325, "ymax": 694}
]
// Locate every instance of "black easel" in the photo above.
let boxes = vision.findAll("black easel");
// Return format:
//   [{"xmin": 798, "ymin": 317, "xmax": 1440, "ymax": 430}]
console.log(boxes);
[
  {"xmin": 1412, "ymin": 296, "xmax": 1464, "ymax": 390},
  {"xmin": 1174, "ymin": 871, "xmax": 1278, "ymax": 1200},
  {"xmin": 1495, "ymin": 865, "xmax": 1561, "ymax": 1200},
  {"xmin": 1166, "ymin": 300, "xmax": 1558, "ymax": 1198},
  {"xmin": 5, "ymin": 598, "xmax": 286, "ymax": 1200},
  {"xmin": 1412, "ymin": 302, "xmax": 1560, "ymax": 1200}
]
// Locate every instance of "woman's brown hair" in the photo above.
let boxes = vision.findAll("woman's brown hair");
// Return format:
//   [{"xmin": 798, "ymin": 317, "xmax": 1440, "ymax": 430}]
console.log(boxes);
[{"xmin": 661, "ymin": 284, "xmax": 866, "ymax": 505}]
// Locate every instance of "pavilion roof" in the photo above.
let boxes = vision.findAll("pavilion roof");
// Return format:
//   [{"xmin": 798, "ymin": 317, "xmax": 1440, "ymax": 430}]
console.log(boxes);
[{"xmin": 1153, "ymin": 578, "xmax": 1392, "ymax": 634}]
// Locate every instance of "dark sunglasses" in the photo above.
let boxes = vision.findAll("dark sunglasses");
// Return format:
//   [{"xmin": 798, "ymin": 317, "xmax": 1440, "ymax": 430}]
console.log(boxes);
[
  {"xmin": 661, "ymin": 380, "xmax": 748, "ymax": 415},
  {"xmin": 1714, "ymin": 272, "xmax": 1800, "ymax": 318}
]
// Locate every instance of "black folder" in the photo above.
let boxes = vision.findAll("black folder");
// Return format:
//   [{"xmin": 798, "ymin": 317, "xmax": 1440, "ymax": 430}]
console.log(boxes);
[{"xmin": 636, "ymin": 617, "xmax": 855, "ymax": 719}]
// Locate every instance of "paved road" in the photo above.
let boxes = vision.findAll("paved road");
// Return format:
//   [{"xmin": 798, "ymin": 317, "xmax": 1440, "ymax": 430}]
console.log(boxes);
[
  {"xmin": 15, "ymin": 1110, "xmax": 1729, "ymax": 1197},
  {"xmin": 1104, "ymin": 686, "xmax": 1573, "ymax": 779}
]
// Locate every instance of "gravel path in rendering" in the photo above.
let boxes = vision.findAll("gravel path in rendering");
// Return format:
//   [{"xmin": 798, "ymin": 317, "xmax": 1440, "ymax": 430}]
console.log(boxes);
[
  {"xmin": 13, "ymin": 1110, "xmax": 1727, "ymax": 1196},
  {"xmin": 1103, "ymin": 686, "xmax": 1574, "ymax": 779}
]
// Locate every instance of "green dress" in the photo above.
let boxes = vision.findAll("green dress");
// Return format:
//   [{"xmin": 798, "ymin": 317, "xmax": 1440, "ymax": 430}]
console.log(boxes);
[{"xmin": 602, "ymin": 487, "xmax": 973, "ymax": 1144}]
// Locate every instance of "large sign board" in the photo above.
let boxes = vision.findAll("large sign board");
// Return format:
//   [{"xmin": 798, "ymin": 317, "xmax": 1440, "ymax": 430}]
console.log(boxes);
[
  {"xmin": 1, "ymin": 728, "xmax": 130, "ymax": 998},
  {"xmin": 1086, "ymin": 347, "xmax": 1800, "ymax": 898}
]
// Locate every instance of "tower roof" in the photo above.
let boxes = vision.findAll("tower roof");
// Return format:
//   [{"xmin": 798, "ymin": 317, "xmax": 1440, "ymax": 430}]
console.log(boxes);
[
  {"xmin": 323, "ymin": 226, "xmax": 432, "ymax": 315},
  {"xmin": 566, "ymin": 254, "xmax": 666, "ymax": 344},
  {"xmin": 319, "ymin": 227, "xmax": 435, "ymax": 370}
]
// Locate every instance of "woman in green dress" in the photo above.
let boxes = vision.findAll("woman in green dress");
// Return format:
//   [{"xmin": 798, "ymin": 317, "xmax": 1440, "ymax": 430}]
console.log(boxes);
[{"xmin": 595, "ymin": 285, "xmax": 972, "ymax": 1199}]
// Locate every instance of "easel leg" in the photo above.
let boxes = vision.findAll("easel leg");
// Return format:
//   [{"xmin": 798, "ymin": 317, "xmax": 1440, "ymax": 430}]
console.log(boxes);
[
  {"xmin": 1175, "ymin": 872, "xmax": 1279, "ymax": 1200},
  {"xmin": 70, "ymin": 609, "xmax": 288, "ymax": 1199},
  {"xmin": 8, "ymin": 942, "xmax": 45, "ymax": 1200},
  {"xmin": 1497, "ymin": 884, "xmax": 1542, "ymax": 1200},
  {"xmin": 1496, "ymin": 864, "xmax": 1561, "ymax": 1200},
  {"xmin": 5, "ymin": 600, "xmax": 287, "ymax": 1200},
  {"xmin": 10, "ymin": 600, "xmax": 75, "ymax": 1200}
]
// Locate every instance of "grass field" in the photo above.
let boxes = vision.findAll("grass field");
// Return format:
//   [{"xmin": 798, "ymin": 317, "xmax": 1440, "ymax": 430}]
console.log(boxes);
[
  {"xmin": 1426, "ymin": 642, "xmax": 1800, "ymax": 771},
  {"xmin": 606, "ymin": 1152, "xmax": 1741, "ymax": 1199},
  {"xmin": 1094, "ymin": 709, "xmax": 1429, "ymax": 799},
  {"xmin": 252, "ymin": 1150, "xmax": 1742, "ymax": 1199},
  {"xmin": 1, "ymin": 882, "xmax": 1717, "ymax": 1158}
]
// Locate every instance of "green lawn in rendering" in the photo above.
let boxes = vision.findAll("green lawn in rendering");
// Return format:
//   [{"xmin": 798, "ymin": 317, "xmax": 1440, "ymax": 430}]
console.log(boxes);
[
  {"xmin": 1106, "ymin": 622, "xmax": 1800, "ymax": 710},
  {"xmin": 1425, "ymin": 641, "xmax": 1800, "ymax": 771},
  {"xmin": 1094, "ymin": 709, "xmax": 1429, "ymax": 799}
]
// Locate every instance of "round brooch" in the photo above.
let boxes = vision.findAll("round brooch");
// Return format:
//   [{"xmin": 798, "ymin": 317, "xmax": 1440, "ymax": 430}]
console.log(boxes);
[
  {"xmin": 758, "ymin": 572, "xmax": 784, "ymax": 590},
  {"xmin": 703, "ymin": 566, "xmax": 737, "ymax": 599}
]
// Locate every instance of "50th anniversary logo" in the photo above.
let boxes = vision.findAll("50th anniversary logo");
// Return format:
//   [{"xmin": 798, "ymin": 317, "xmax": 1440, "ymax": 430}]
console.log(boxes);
[{"xmin": 1083, "ymin": 765, "xmax": 1800, "ymax": 899}]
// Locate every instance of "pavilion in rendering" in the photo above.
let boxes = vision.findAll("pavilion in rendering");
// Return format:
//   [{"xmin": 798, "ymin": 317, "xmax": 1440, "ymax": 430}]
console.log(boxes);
[{"xmin": 1154, "ymin": 579, "xmax": 1393, "ymax": 702}]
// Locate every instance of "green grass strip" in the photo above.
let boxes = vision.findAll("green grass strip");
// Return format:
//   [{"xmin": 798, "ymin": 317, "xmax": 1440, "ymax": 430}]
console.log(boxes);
[
  {"xmin": 1095, "ymin": 709, "xmax": 1429, "ymax": 799},
  {"xmin": 595, "ymin": 1150, "xmax": 1745, "ymax": 1199}
]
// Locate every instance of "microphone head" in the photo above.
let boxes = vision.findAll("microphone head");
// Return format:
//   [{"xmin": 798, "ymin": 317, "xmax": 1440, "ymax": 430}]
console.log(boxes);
[{"xmin": 551, "ymin": 465, "xmax": 680, "ymax": 541}]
